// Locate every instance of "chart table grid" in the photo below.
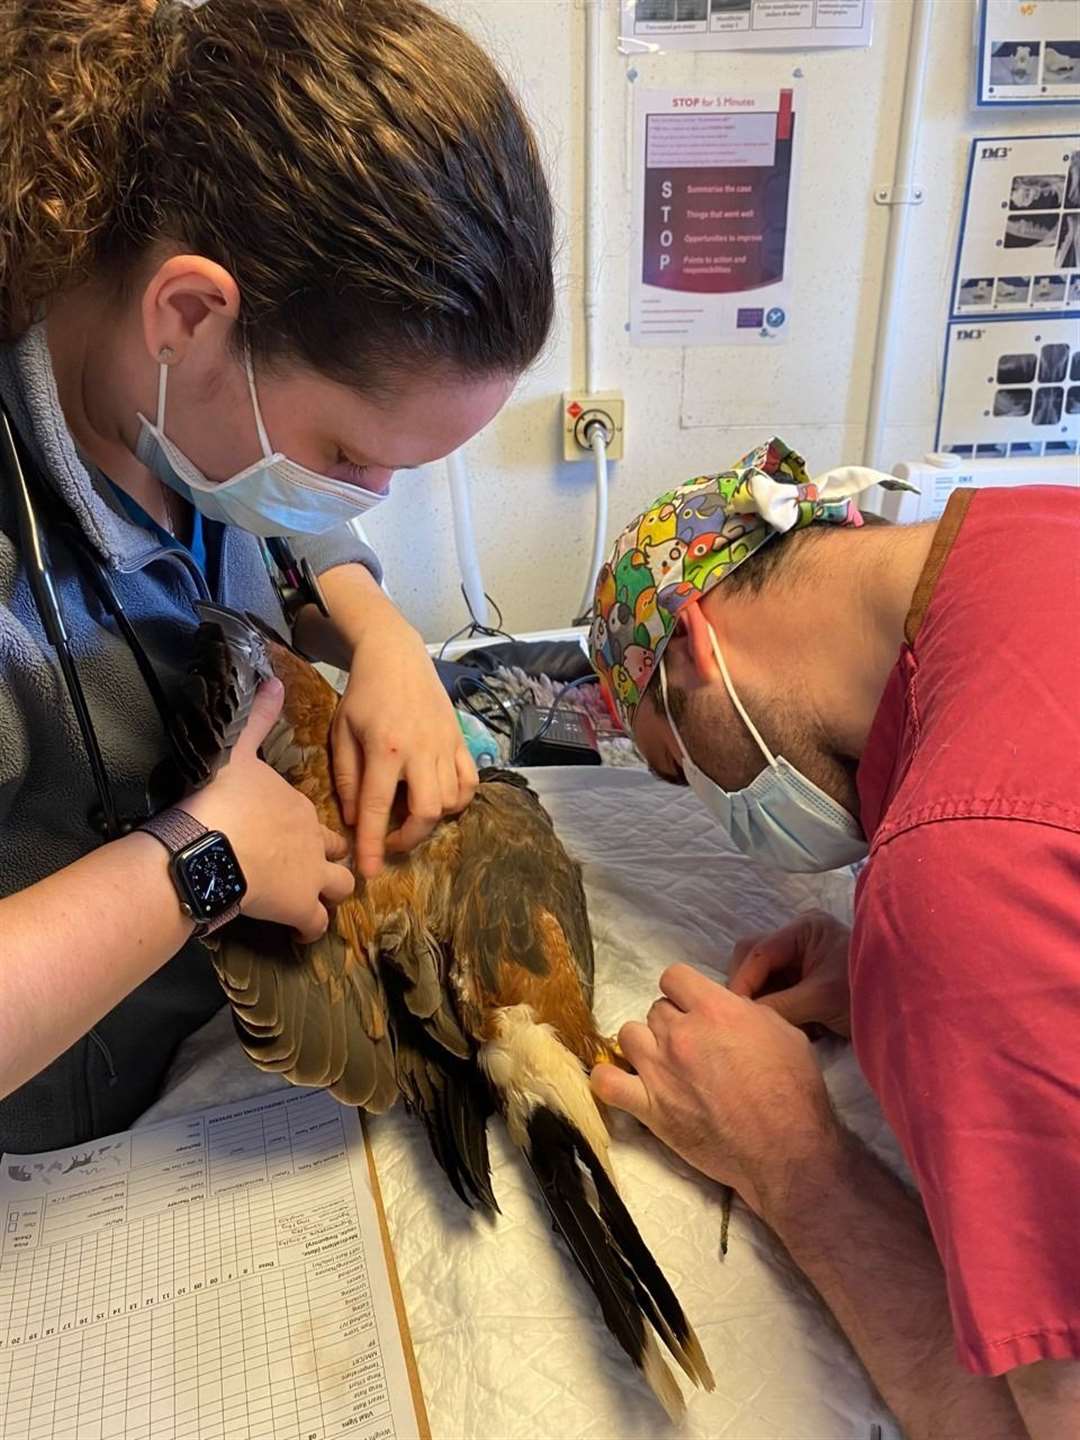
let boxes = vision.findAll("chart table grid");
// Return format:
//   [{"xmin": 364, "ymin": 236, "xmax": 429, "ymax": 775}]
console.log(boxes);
[{"xmin": 0, "ymin": 1092, "xmax": 409, "ymax": 1440}]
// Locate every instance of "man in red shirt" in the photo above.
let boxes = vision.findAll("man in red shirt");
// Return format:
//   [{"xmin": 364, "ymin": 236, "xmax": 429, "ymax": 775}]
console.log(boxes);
[{"xmin": 588, "ymin": 439, "xmax": 1080, "ymax": 1440}]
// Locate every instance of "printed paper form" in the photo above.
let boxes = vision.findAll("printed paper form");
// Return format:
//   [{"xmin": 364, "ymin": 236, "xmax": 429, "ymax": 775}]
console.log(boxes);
[{"xmin": 0, "ymin": 1089, "xmax": 428, "ymax": 1440}]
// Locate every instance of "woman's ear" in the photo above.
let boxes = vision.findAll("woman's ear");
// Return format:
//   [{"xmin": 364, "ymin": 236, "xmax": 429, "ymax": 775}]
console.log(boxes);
[
  {"xmin": 679, "ymin": 600, "xmax": 722, "ymax": 685},
  {"xmin": 141, "ymin": 254, "xmax": 241, "ymax": 366}
]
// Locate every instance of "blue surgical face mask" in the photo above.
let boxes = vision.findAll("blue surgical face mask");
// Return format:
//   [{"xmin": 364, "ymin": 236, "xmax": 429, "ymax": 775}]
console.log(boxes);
[
  {"xmin": 659, "ymin": 627, "xmax": 868, "ymax": 873},
  {"xmin": 135, "ymin": 351, "xmax": 387, "ymax": 538}
]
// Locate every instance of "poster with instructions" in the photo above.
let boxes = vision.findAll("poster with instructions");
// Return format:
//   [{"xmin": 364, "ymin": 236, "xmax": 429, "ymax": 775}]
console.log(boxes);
[
  {"xmin": 952, "ymin": 134, "xmax": 1080, "ymax": 318},
  {"xmin": 630, "ymin": 86, "xmax": 801, "ymax": 347},
  {"xmin": 620, "ymin": 0, "xmax": 872, "ymax": 52},
  {"xmin": 936, "ymin": 316, "xmax": 1080, "ymax": 456},
  {"xmin": 977, "ymin": 0, "xmax": 1080, "ymax": 106}
]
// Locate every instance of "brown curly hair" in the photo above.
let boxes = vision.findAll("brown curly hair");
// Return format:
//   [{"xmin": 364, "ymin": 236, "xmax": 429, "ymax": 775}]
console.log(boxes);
[{"xmin": 0, "ymin": 0, "xmax": 555, "ymax": 388}]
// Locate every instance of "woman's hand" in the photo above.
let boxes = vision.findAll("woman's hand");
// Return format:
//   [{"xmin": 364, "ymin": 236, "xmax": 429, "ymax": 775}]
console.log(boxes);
[
  {"xmin": 332, "ymin": 613, "xmax": 478, "ymax": 878},
  {"xmin": 185, "ymin": 679, "xmax": 355, "ymax": 942},
  {"xmin": 728, "ymin": 910, "xmax": 853, "ymax": 1038},
  {"xmin": 591, "ymin": 964, "xmax": 839, "ymax": 1218}
]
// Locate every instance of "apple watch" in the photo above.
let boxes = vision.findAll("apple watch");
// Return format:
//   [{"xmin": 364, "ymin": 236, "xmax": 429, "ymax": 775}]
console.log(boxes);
[{"xmin": 139, "ymin": 807, "xmax": 247, "ymax": 939}]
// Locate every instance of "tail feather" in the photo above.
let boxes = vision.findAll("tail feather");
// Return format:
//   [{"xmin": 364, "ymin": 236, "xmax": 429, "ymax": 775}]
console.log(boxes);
[
  {"xmin": 481, "ymin": 1006, "xmax": 712, "ymax": 1417},
  {"xmin": 523, "ymin": 1107, "xmax": 687, "ymax": 1419}
]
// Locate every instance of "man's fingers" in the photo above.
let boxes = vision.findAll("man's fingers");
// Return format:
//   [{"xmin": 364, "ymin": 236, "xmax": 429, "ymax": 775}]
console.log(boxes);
[
  {"xmin": 294, "ymin": 903, "xmax": 330, "ymax": 945},
  {"xmin": 332, "ymin": 721, "xmax": 361, "ymax": 828},
  {"xmin": 235, "ymin": 678, "xmax": 284, "ymax": 758},
  {"xmin": 659, "ymin": 961, "xmax": 721, "ymax": 1012},
  {"xmin": 728, "ymin": 916, "xmax": 814, "ymax": 995},
  {"xmin": 590, "ymin": 1062, "xmax": 650, "ymax": 1121},
  {"xmin": 355, "ymin": 753, "xmax": 402, "ymax": 878},
  {"xmin": 321, "ymin": 827, "xmax": 350, "ymax": 863},
  {"xmin": 646, "ymin": 997, "xmax": 681, "ymax": 1036},
  {"xmin": 728, "ymin": 946, "xmax": 783, "ymax": 998},
  {"xmin": 320, "ymin": 862, "xmax": 356, "ymax": 907},
  {"xmin": 618, "ymin": 1019, "xmax": 658, "ymax": 1069},
  {"xmin": 757, "ymin": 979, "xmax": 831, "ymax": 1030}
]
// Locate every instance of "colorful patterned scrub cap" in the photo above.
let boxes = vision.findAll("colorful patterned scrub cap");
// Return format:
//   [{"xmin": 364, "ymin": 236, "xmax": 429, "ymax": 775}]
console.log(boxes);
[{"xmin": 588, "ymin": 436, "xmax": 915, "ymax": 734}]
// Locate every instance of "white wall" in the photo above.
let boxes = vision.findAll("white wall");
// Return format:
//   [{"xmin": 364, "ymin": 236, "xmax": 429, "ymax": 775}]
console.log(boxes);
[{"xmin": 360, "ymin": 0, "xmax": 1071, "ymax": 642}]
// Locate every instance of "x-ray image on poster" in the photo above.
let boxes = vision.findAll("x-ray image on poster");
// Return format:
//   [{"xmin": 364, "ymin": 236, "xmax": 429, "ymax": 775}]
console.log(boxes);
[
  {"xmin": 952, "ymin": 134, "xmax": 1080, "ymax": 318},
  {"xmin": 978, "ymin": 0, "xmax": 1080, "ymax": 106},
  {"xmin": 620, "ymin": 0, "xmax": 872, "ymax": 52},
  {"xmin": 936, "ymin": 316, "xmax": 1080, "ymax": 456},
  {"xmin": 630, "ymin": 86, "xmax": 801, "ymax": 347}
]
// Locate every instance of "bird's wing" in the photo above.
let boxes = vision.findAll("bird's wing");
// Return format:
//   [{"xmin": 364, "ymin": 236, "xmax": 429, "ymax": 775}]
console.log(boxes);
[
  {"xmin": 445, "ymin": 769, "xmax": 601, "ymax": 1065},
  {"xmin": 176, "ymin": 607, "xmax": 399, "ymax": 1109}
]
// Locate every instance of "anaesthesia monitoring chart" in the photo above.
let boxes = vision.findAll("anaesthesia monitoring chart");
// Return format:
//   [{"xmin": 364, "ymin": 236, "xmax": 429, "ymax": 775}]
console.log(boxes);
[{"xmin": 0, "ymin": 1091, "xmax": 424, "ymax": 1440}]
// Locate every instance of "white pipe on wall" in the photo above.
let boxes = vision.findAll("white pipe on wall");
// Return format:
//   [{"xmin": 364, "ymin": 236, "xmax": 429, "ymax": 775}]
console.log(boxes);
[
  {"xmin": 862, "ymin": 0, "xmax": 934, "ymax": 472},
  {"xmin": 575, "ymin": 426, "xmax": 609, "ymax": 624},
  {"xmin": 584, "ymin": 0, "xmax": 604, "ymax": 394},
  {"xmin": 446, "ymin": 450, "xmax": 490, "ymax": 629},
  {"xmin": 575, "ymin": 0, "xmax": 610, "ymax": 626}
]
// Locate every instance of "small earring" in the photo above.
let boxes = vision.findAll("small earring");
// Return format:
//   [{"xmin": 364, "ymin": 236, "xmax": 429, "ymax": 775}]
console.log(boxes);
[{"xmin": 158, "ymin": 345, "xmax": 176, "ymax": 363}]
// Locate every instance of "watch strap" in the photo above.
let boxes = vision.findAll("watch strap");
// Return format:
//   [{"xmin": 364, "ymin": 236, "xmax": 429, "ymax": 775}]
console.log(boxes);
[
  {"xmin": 140, "ymin": 807, "xmax": 207, "ymax": 854},
  {"xmin": 139, "ymin": 807, "xmax": 242, "ymax": 939}
]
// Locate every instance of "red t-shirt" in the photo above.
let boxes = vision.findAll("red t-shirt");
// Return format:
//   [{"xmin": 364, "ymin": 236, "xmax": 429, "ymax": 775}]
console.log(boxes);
[{"xmin": 852, "ymin": 483, "xmax": 1080, "ymax": 1376}]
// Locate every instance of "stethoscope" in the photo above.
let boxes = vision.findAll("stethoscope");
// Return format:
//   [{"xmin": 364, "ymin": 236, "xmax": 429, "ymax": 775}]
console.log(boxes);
[{"xmin": 0, "ymin": 401, "xmax": 328, "ymax": 842}]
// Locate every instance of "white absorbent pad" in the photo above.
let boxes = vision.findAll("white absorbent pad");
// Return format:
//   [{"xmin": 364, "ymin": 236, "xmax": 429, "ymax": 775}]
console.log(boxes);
[{"xmin": 139, "ymin": 766, "xmax": 905, "ymax": 1439}]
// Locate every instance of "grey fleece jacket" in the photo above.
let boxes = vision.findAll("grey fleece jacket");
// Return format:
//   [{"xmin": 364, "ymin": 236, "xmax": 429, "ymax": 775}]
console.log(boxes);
[{"xmin": 0, "ymin": 325, "xmax": 381, "ymax": 1156}]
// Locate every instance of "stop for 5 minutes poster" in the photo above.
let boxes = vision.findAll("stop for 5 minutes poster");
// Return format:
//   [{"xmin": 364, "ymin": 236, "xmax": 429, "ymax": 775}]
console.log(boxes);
[{"xmin": 630, "ymin": 86, "xmax": 802, "ymax": 347}]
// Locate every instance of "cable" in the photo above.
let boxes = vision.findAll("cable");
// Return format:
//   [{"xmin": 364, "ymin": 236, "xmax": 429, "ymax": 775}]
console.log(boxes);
[
  {"xmin": 437, "ymin": 587, "xmax": 516, "ymax": 660},
  {"xmin": 452, "ymin": 674, "xmax": 517, "ymax": 739},
  {"xmin": 572, "ymin": 422, "xmax": 609, "ymax": 626},
  {"xmin": 530, "ymin": 674, "xmax": 599, "ymax": 746}
]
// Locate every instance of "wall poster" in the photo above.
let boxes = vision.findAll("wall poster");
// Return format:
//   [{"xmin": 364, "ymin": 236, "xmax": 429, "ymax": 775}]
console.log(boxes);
[
  {"xmin": 620, "ymin": 0, "xmax": 872, "ymax": 52},
  {"xmin": 952, "ymin": 134, "xmax": 1080, "ymax": 318},
  {"xmin": 977, "ymin": 0, "xmax": 1080, "ymax": 106},
  {"xmin": 630, "ymin": 85, "xmax": 802, "ymax": 347}
]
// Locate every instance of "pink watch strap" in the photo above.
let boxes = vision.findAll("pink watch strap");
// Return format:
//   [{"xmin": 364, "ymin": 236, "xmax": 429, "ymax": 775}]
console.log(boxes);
[
  {"xmin": 139, "ymin": 807, "xmax": 242, "ymax": 937},
  {"xmin": 140, "ymin": 807, "xmax": 207, "ymax": 853}
]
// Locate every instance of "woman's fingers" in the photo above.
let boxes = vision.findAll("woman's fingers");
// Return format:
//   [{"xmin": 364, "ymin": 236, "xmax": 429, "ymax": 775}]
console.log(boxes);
[
  {"xmin": 320, "ymin": 862, "xmax": 356, "ymax": 907},
  {"xmin": 332, "ymin": 717, "xmax": 361, "ymax": 828},
  {"xmin": 321, "ymin": 826, "xmax": 350, "ymax": 863}
]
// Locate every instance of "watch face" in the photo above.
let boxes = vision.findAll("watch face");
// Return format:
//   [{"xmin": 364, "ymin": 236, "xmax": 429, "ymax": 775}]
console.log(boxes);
[{"xmin": 175, "ymin": 833, "xmax": 247, "ymax": 921}]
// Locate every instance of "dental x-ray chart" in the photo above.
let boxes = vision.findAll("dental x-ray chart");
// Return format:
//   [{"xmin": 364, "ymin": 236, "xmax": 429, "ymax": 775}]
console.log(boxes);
[
  {"xmin": 620, "ymin": 0, "xmax": 872, "ymax": 52},
  {"xmin": 952, "ymin": 134, "xmax": 1080, "ymax": 319},
  {"xmin": 936, "ymin": 316, "xmax": 1080, "ymax": 456},
  {"xmin": 977, "ymin": 0, "xmax": 1080, "ymax": 107},
  {"xmin": 630, "ymin": 85, "xmax": 801, "ymax": 347}
]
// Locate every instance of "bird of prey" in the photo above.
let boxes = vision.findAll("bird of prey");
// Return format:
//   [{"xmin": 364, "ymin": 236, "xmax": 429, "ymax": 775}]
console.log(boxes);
[{"xmin": 171, "ymin": 602, "xmax": 715, "ymax": 1419}]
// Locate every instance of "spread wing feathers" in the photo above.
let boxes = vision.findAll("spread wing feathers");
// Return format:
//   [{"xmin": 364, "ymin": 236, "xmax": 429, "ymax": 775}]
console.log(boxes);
[
  {"xmin": 210, "ymin": 919, "xmax": 397, "ymax": 1110},
  {"xmin": 523, "ymin": 1107, "xmax": 715, "ymax": 1420},
  {"xmin": 449, "ymin": 769, "xmax": 596, "ymax": 1017}
]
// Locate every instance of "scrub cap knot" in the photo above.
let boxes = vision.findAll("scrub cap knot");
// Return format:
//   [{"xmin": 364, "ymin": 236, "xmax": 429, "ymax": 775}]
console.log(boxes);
[{"xmin": 587, "ymin": 436, "xmax": 915, "ymax": 734}]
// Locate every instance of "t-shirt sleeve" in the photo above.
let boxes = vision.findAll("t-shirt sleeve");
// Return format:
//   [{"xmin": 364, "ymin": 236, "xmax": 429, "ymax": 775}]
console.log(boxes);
[{"xmin": 850, "ymin": 816, "xmax": 1080, "ymax": 1376}]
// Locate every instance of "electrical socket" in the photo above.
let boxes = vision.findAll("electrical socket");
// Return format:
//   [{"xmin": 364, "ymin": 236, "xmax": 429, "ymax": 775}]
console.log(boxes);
[{"xmin": 562, "ymin": 391, "xmax": 625, "ymax": 463}]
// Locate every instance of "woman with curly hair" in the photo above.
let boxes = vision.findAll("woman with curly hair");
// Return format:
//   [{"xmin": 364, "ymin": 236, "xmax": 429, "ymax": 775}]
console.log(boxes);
[{"xmin": 0, "ymin": 0, "xmax": 554, "ymax": 1151}]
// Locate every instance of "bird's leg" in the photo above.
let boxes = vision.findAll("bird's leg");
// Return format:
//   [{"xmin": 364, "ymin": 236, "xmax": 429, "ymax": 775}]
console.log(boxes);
[{"xmin": 597, "ymin": 1035, "xmax": 635, "ymax": 1073}]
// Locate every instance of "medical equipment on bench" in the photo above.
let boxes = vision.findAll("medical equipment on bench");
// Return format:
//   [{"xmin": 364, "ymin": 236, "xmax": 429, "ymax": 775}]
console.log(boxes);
[
  {"xmin": 865, "ymin": 451, "xmax": 1079, "ymax": 523},
  {"xmin": 0, "ymin": 402, "xmax": 330, "ymax": 843}
]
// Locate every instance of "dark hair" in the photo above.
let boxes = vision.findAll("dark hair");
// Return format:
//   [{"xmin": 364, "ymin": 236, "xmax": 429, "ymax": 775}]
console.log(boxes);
[
  {"xmin": 0, "ymin": 0, "xmax": 555, "ymax": 390},
  {"xmin": 720, "ymin": 507, "xmax": 891, "ymax": 595}
]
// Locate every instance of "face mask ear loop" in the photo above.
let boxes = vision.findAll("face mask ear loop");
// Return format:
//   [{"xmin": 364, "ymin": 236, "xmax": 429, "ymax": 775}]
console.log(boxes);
[
  {"xmin": 244, "ymin": 348, "xmax": 275, "ymax": 459},
  {"xmin": 706, "ymin": 624, "xmax": 778, "ymax": 768},
  {"xmin": 659, "ymin": 658, "xmax": 693, "ymax": 766},
  {"xmin": 155, "ymin": 363, "xmax": 169, "ymax": 430}
]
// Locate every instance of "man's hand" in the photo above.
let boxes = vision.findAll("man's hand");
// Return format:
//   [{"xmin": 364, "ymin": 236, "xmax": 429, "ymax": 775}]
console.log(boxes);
[
  {"xmin": 728, "ymin": 909, "xmax": 852, "ymax": 1037},
  {"xmin": 590, "ymin": 963, "xmax": 841, "ymax": 1217}
]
